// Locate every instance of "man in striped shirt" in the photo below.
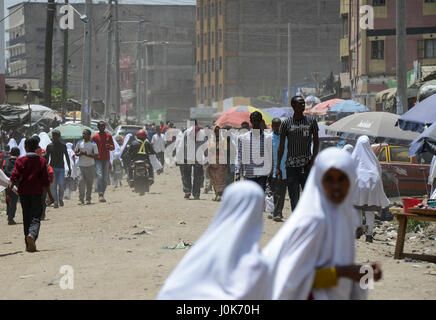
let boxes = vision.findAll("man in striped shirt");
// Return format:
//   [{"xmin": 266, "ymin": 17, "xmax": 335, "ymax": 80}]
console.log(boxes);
[
  {"xmin": 276, "ymin": 96, "xmax": 319, "ymax": 211},
  {"xmin": 235, "ymin": 112, "xmax": 272, "ymax": 191}
]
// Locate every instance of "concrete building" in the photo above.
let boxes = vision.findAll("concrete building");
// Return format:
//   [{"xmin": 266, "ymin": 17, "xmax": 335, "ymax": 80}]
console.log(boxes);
[
  {"xmin": 342, "ymin": 0, "xmax": 436, "ymax": 110},
  {"xmin": 195, "ymin": 0, "xmax": 342, "ymax": 111},
  {"xmin": 6, "ymin": 2, "xmax": 196, "ymax": 122}
]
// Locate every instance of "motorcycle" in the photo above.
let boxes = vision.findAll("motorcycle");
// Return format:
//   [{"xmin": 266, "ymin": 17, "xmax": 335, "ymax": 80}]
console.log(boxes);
[{"xmin": 129, "ymin": 160, "xmax": 151, "ymax": 195}]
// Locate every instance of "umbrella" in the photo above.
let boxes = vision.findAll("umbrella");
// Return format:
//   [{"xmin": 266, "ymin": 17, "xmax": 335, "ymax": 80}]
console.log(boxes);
[
  {"xmin": 215, "ymin": 106, "xmax": 275, "ymax": 128},
  {"xmin": 328, "ymin": 100, "xmax": 370, "ymax": 113},
  {"xmin": 397, "ymin": 93, "xmax": 436, "ymax": 133},
  {"xmin": 265, "ymin": 107, "xmax": 294, "ymax": 118},
  {"xmin": 305, "ymin": 96, "xmax": 321, "ymax": 104},
  {"xmin": 409, "ymin": 122, "xmax": 436, "ymax": 157},
  {"xmin": 308, "ymin": 99, "xmax": 344, "ymax": 115},
  {"xmin": 50, "ymin": 123, "xmax": 96, "ymax": 140},
  {"xmin": 326, "ymin": 112, "xmax": 420, "ymax": 145}
]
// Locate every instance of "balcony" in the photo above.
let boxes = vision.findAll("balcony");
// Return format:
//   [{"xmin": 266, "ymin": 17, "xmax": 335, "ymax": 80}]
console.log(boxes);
[
  {"xmin": 7, "ymin": 35, "xmax": 25, "ymax": 47},
  {"xmin": 340, "ymin": 38, "xmax": 349, "ymax": 58},
  {"xmin": 340, "ymin": 0, "xmax": 349, "ymax": 16},
  {"xmin": 10, "ymin": 53, "xmax": 25, "ymax": 63}
]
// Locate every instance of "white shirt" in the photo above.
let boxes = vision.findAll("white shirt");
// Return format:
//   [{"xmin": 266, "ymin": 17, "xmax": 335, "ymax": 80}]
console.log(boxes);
[
  {"xmin": 75, "ymin": 141, "xmax": 99, "ymax": 167},
  {"xmin": 152, "ymin": 133, "xmax": 166, "ymax": 153}
]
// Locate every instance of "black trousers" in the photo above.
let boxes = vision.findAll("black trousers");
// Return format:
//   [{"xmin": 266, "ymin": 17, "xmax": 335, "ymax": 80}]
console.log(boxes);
[
  {"xmin": 180, "ymin": 164, "xmax": 204, "ymax": 198},
  {"xmin": 19, "ymin": 194, "xmax": 44, "ymax": 242},
  {"xmin": 286, "ymin": 165, "xmax": 310, "ymax": 211},
  {"xmin": 6, "ymin": 190, "xmax": 18, "ymax": 222},
  {"xmin": 245, "ymin": 176, "xmax": 268, "ymax": 192},
  {"xmin": 272, "ymin": 178, "xmax": 289, "ymax": 217},
  {"xmin": 157, "ymin": 152, "xmax": 165, "ymax": 173}
]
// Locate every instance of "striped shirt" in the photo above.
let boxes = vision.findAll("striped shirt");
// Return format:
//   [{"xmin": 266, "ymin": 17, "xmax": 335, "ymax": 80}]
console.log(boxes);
[
  {"xmin": 235, "ymin": 131, "xmax": 272, "ymax": 178},
  {"xmin": 279, "ymin": 115, "xmax": 318, "ymax": 168}
]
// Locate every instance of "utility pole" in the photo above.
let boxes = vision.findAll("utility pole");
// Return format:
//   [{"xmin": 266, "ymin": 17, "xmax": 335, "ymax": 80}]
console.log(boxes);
[
  {"xmin": 144, "ymin": 43, "xmax": 149, "ymax": 117},
  {"xmin": 0, "ymin": 0, "xmax": 5, "ymax": 104},
  {"xmin": 104, "ymin": 0, "xmax": 113, "ymax": 120},
  {"xmin": 287, "ymin": 22, "xmax": 292, "ymax": 107},
  {"xmin": 81, "ymin": 0, "xmax": 93, "ymax": 126},
  {"xmin": 396, "ymin": 0, "xmax": 407, "ymax": 115},
  {"xmin": 136, "ymin": 21, "xmax": 144, "ymax": 122},
  {"xmin": 44, "ymin": 0, "xmax": 56, "ymax": 108},
  {"xmin": 61, "ymin": 0, "xmax": 69, "ymax": 123},
  {"xmin": 114, "ymin": 0, "xmax": 121, "ymax": 118}
]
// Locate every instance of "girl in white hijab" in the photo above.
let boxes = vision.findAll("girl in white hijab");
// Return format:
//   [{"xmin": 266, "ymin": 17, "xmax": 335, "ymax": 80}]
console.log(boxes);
[
  {"xmin": 157, "ymin": 181, "xmax": 269, "ymax": 300},
  {"xmin": 263, "ymin": 148, "xmax": 381, "ymax": 300},
  {"xmin": 343, "ymin": 144, "xmax": 354, "ymax": 153},
  {"xmin": 351, "ymin": 136, "xmax": 389, "ymax": 243}
]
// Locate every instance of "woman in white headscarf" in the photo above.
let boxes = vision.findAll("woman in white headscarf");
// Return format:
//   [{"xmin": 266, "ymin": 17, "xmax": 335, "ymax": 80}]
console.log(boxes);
[
  {"xmin": 64, "ymin": 142, "xmax": 78, "ymax": 200},
  {"xmin": 262, "ymin": 148, "xmax": 382, "ymax": 300},
  {"xmin": 343, "ymin": 144, "xmax": 354, "ymax": 153},
  {"xmin": 157, "ymin": 181, "xmax": 269, "ymax": 300},
  {"xmin": 351, "ymin": 136, "xmax": 389, "ymax": 243}
]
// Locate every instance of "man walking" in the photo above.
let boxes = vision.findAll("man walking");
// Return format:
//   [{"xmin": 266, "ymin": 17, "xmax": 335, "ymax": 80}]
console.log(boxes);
[
  {"xmin": 7, "ymin": 136, "xmax": 53, "ymax": 252},
  {"xmin": 3, "ymin": 147, "xmax": 20, "ymax": 225},
  {"xmin": 75, "ymin": 129, "xmax": 99, "ymax": 205},
  {"xmin": 45, "ymin": 130, "xmax": 71, "ymax": 208},
  {"xmin": 270, "ymin": 118, "xmax": 288, "ymax": 222},
  {"xmin": 152, "ymin": 126, "xmax": 166, "ymax": 175},
  {"xmin": 92, "ymin": 121, "xmax": 115, "ymax": 202},
  {"xmin": 235, "ymin": 111, "xmax": 272, "ymax": 191},
  {"xmin": 276, "ymin": 96, "xmax": 319, "ymax": 211},
  {"xmin": 175, "ymin": 120, "xmax": 206, "ymax": 200}
]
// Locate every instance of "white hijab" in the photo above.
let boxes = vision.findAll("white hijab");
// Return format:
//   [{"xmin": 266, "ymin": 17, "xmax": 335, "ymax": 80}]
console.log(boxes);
[
  {"xmin": 7, "ymin": 138, "xmax": 18, "ymax": 150},
  {"xmin": 18, "ymin": 138, "xmax": 26, "ymax": 158},
  {"xmin": 351, "ymin": 136, "xmax": 389, "ymax": 208},
  {"xmin": 262, "ymin": 148, "xmax": 366, "ymax": 300},
  {"xmin": 38, "ymin": 132, "xmax": 52, "ymax": 151},
  {"xmin": 157, "ymin": 181, "xmax": 269, "ymax": 300},
  {"xmin": 343, "ymin": 144, "xmax": 354, "ymax": 153},
  {"xmin": 428, "ymin": 156, "xmax": 436, "ymax": 185}
]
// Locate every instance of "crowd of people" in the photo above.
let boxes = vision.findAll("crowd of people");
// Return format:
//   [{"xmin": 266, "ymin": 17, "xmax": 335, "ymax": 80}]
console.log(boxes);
[{"xmin": 0, "ymin": 94, "xmax": 390, "ymax": 299}]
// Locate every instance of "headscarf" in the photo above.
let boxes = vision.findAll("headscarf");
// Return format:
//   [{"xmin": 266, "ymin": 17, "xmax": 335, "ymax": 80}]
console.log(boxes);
[
  {"xmin": 38, "ymin": 132, "xmax": 52, "ymax": 151},
  {"xmin": 351, "ymin": 136, "xmax": 389, "ymax": 208},
  {"xmin": 262, "ymin": 148, "xmax": 366, "ymax": 300},
  {"xmin": 157, "ymin": 181, "xmax": 269, "ymax": 300},
  {"xmin": 343, "ymin": 144, "xmax": 354, "ymax": 153},
  {"xmin": 7, "ymin": 138, "xmax": 18, "ymax": 150},
  {"xmin": 428, "ymin": 156, "xmax": 436, "ymax": 185},
  {"xmin": 18, "ymin": 138, "xmax": 26, "ymax": 158},
  {"xmin": 65, "ymin": 142, "xmax": 78, "ymax": 178}
]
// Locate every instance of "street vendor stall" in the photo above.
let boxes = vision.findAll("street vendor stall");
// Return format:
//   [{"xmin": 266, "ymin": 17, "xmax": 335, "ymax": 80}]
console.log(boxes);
[{"xmin": 390, "ymin": 202, "xmax": 436, "ymax": 263}]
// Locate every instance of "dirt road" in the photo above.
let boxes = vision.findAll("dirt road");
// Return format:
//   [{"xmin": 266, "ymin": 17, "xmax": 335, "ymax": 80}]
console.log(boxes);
[{"xmin": 0, "ymin": 167, "xmax": 435, "ymax": 299}]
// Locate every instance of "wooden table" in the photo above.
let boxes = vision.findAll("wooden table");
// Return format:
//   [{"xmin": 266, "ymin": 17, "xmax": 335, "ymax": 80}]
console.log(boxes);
[{"xmin": 392, "ymin": 211, "xmax": 436, "ymax": 263}]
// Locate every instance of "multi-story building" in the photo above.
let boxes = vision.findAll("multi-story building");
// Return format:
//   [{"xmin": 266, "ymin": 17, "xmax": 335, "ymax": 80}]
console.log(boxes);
[
  {"xmin": 343, "ymin": 0, "xmax": 436, "ymax": 110},
  {"xmin": 6, "ymin": 2, "xmax": 196, "ymax": 121},
  {"xmin": 195, "ymin": 0, "xmax": 342, "ymax": 110}
]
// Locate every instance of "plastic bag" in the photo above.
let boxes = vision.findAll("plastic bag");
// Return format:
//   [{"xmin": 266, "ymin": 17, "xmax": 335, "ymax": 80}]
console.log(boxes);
[{"xmin": 265, "ymin": 194, "xmax": 274, "ymax": 213}]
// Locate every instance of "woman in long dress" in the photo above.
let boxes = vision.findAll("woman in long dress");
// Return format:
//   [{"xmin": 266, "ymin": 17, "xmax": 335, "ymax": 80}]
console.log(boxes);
[
  {"xmin": 262, "ymin": 147, "xmax": 382, "ymax": 300},
  {"xmin": 351, "ymin": 135, "xmax": 390, "ymax": 243}
]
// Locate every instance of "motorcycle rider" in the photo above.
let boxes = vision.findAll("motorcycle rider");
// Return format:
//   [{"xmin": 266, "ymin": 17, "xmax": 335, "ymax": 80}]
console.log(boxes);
[{"xmin": 126, "ymin": 129, "xmax": 155, "ymax": 186}]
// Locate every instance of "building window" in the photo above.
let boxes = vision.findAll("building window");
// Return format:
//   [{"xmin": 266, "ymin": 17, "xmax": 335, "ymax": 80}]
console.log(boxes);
[
  {"xmin": 197, "ymin": 61, "xmax": 200, "ymax": 74},
  {"xmin": 197, "ymin": 34, "xmax": 200, "ymax": 47},
  {"xmin": 219, "ymin": 1, "xmax": 222, "ymax": 15},
  {"xmin": 208, "ymin": 32, "xmax": 210, "ymax": 44},
  {"xmin": 342, "ymin": 16, "xmax": 348, "ymax": 38},
  {"xmin": 203, "ymin": 60, "xmax": 206, "ymax": 74},
  {"xmin": 219, "ymin": 56, "xmax": 223, "ymax": 70},
  {"xmin": 219, "ymin": 84, "xmax": 223, "ymax": 98},
  {"xmin": 204, "ymin": 5, "xmax": 207, "ymax": 19},
  {"xmin": 210, "ymin": 3, "xmax": 214, "ymax": 17},
  {"xmin": 204, "ymin": 87, "xmax": 207, "ymax": 99},
  {"xmin": 197, "ymin": 7, "xmax": 201, "ymax": 20},
  {"xmin": 373, "ymin": 0, "xmax": 386, "ymax": 6},
  {"xmin": 204, "ymin": 33, "xmax": 207, "ymax": 43},
  {"xmin": 197, "ymin": 88, "xmax": 201, "ymax": 100},
  {"xmin": 212, "ymin": 58, "xmax": 215, "ymax": 72},
  {"xmin": 371, "ymin": 40, "xmax": 384, "ymax": 60},
  {"xmin": 424, "ymin": 39, "xmax": 436, "ymax": 58},
  {"xmin": 219, "ymin": 29, "xmax": 223, "ymax": 42},
  {"xmin": 212, "ymin": 31, "xmax": 214, "ymax": 44}
]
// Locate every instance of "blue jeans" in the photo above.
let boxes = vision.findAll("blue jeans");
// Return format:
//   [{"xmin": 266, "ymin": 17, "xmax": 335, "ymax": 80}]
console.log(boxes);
[
  {"xmin": 51, "ymin": 168, "xmax": 65, "ymax": 205},
  {"xmin": 95, "ymin": 160, "xmax": 110, "ymax": 196}
]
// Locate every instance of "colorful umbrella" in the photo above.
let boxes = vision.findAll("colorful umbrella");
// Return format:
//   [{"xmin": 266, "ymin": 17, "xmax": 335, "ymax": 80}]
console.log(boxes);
[
  {"xmin": 328, "ymin": 100, "xmax": 370, "ymax": 113},
  {"xmin": 308, "ymin": 99, "xmax": 344, "ymax": 115},
  {"xmin": 265, "ymin": 107, "xmax": 294, "ymax": 119},
  {"xmin": 50, "ymin": 123, "xmax": 96, "ymax": 140},
  {"xmin": 215, "ymin": 106, "xmax": 275, "ymax": 128}
]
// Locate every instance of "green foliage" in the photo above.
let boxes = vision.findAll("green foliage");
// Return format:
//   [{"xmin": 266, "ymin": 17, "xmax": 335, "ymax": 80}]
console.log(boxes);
[{"xmin": 257, "ymin": 96, "xmax": 274, "ymax": 102}]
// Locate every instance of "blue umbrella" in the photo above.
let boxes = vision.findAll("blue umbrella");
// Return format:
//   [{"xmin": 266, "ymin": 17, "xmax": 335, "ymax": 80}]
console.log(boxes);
[
  {"xmin": 265, "ymin": 107, "xmax": 294, "ymax": 118},
  {"xmin": 398, "ymin": 93, "xmax": 436, "ymax": 133},
  {"xmin": 328, "ymin": 100, "xmax": 370, "ymax": 113},
  {"xmin": 409, "ymin": 122, "xmax": 436, "ymax": 157}
]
